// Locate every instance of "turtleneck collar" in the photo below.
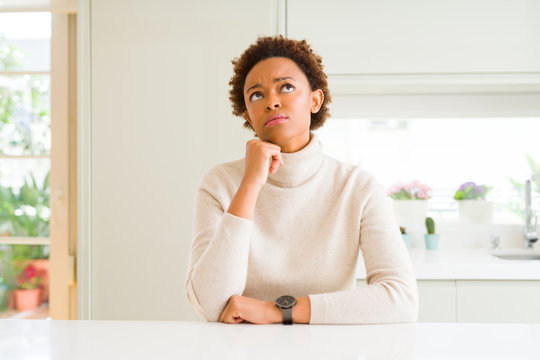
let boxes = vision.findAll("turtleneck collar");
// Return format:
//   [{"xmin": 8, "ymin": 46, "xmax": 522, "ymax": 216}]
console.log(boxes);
[{"xmin": 266, "ymin": 131, "xmax": 324, "ymax": 188}]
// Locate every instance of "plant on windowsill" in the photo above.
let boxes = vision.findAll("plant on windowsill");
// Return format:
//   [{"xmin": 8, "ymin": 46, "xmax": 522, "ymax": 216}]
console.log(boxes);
[
  {"xmin": 0, "ymin": 245, "xmax": 50, "ymax": 310},
  {"xmin": 400, "ymin": 226, "xmax": 411, "ymax": 249},
  {"xmin": 424, "ymin": 217, "xmax": 439, "ymax": 250},
  {"xmin": 0, "ymin": 171, "xmax": 50, "ymax": 309},
  {"xmin": 14, "ymin": 264, "xmax": 42, "ymax": 312},
  {"xmin": 453, "ymin": 181, "xmax": 493, "ymax": 223},
  {"xmin": 388, "ymin": 180, "xmax": 432, "ymax": 224}
]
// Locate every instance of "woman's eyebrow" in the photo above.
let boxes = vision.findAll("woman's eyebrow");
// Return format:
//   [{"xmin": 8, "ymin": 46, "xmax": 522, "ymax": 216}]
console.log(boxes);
[
  {"xmin": 275, "ymin": 76, "xmax": 295, "ymax": 82},
  {"xmin": 245, "ymin": 76, "xmax": 296, "ymax": 93}
]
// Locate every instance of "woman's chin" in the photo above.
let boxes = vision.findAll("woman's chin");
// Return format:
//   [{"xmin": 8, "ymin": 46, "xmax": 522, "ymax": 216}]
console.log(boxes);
[
  {"xmin": 262, "ymin": 129, "xmax": 310, "ymax": 151},
  {"xmin": 261, "ymin": 128, "xmax": 291, "ymax": 143}
]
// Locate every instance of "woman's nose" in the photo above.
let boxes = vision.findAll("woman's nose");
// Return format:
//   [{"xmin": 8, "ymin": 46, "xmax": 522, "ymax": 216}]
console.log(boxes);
[{"xmin": 265, "ymin": 95, "xmax": 281, "ymax": 110}]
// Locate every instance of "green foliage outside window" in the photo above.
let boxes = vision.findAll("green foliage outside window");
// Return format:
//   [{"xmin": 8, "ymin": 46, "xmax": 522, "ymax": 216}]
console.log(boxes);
[
  {"xmin": 507, "ymin": 154, "xmax": 540, "ymax": 220},
  {"xmin": 0, "ymin": 33, "xmax": 50, "ymax": 155},
  {"xmin": 0, "ymin": 171, "xmax": 50, "ymax": 237},
  {"xmin": 0, "ymin": 33, "xmax": 24, "ymax": 71}
]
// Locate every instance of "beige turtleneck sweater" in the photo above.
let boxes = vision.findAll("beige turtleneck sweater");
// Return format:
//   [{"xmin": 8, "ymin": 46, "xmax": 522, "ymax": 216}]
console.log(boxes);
[{"xmin": 185, "ymin": 132, "xmax": 418, "ymax": 324}]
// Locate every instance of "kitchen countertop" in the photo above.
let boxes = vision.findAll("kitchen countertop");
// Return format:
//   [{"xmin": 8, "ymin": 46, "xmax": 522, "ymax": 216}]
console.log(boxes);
[
  {"xmin": 356, "ymin": 248, "xmax": 540, "ymax": 280},
  {"xmin": 1, "ymin": 320, "xmax": 539, "ymax": 359}
]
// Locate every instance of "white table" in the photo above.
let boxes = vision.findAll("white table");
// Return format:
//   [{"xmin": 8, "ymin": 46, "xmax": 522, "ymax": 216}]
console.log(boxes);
[{"xmin": 1, "ymin": 320, "xmax": 539, "ymax": 359}]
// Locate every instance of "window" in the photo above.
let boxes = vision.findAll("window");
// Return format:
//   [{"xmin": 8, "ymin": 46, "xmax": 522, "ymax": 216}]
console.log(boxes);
[
  {"xmin": 0, "ymin": 12, "xmax": 51, "ymax": 318},
  {"xmin": 317, "ymin": 116, "xmax": 540, "ymax": 223}
]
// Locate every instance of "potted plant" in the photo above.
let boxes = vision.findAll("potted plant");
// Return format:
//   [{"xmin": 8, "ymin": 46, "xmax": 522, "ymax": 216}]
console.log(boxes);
[
  {"xmin": 454, "ymin": 181, "xmax": 494, "ymax": 222},
  {"xmin": 14, "ymin": 264, "xmax": 42, "ymax": 311},
  {"xmin": 388, "ymin": 180, "xmax": 432, "ymax": 223},
  {"xmin": 0, "ymin": 171, "xmax": 50, "ymax": 308},
  {"xmin": 400, "ymin": 226, "xmax": 411, "ymax": 249},
  {"xmin": 424, "ymin": 217, "xmax": 439, "ymax": 250},
  {"xmin": 0, "ymin": 244, "xmax": 50, "ymax": 310}
]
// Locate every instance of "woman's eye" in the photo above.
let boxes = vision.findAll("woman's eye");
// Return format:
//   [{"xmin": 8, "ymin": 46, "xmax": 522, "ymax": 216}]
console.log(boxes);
[
  {"xmin": 249, "ymin": 92, "xmax": 263, "ymax": 101},
  {"xmin": 281, "ymin": 84, "xmax": 295, "ymax": 93}
]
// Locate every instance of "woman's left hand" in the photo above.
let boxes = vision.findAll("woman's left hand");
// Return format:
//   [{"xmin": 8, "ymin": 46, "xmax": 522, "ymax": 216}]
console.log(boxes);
[{"xmin": 218, "ymin": 295, "xmax": 281, "ymax": 324}]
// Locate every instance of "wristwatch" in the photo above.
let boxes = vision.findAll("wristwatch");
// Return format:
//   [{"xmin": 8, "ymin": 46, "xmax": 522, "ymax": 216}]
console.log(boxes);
[{"xmin": 274, "ymin": 295, "xmax": 296, "ymax": 325}]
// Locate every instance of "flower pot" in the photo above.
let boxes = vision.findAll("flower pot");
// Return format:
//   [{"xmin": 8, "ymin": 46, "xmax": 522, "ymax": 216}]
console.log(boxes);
[
  {"xmin": 14, "ymin": 288, "xmax": 42, "ymax": 311},
  {"xmin": 29, "ymin": 259, "xmax": 49, "ymax": 304},
  {"xmin": 401, "ymin": 234, "xmax": 411, "ymax": 249},
  {"xmin": 424, "ymin": 234, "xmax": 440, "ymax": 250},
  {"xmin": 457, "ymin": 200, "xmax": 494, "ymax": 223},
  {"xmin": 392, "ymin": 200, "xmax": 429, "ymax": 224},
  {"xmin": 8, "ymin": 289, "xmax": 16, "ymax": 309}
]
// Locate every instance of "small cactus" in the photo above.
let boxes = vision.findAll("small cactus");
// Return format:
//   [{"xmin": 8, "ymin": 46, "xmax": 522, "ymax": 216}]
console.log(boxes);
[
  {"xmin": 425, "ymin": 217, "xmax": 435, "ymax": 234},
  {"xmin": 400, "ymin": 226, "xmax": 407, "ymax": 234}
]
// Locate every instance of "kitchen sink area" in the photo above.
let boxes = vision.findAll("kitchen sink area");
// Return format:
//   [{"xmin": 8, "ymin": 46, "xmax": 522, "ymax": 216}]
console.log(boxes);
[{"xmin": 491, "ymin": 249, "xmax": 540, "ymax": 260}]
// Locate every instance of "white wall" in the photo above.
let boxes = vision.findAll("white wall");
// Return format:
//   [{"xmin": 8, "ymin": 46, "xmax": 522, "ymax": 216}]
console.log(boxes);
[
  {"xmin": 84, "ymin": 0, "xmax": 539, "ymax": 321},
  {"xmin": 89, "ymin": 0, "xmax": 273, "ymax": 320}
]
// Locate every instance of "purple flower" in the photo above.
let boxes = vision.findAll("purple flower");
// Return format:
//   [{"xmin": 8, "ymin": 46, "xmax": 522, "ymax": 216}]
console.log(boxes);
[
  {"xmin": 455, "ymin": 182, "xmax": 492, "ymax": 200},
  {"xmin": 459, "ymin": 181, "xmax": 475, "ymax": 191}
]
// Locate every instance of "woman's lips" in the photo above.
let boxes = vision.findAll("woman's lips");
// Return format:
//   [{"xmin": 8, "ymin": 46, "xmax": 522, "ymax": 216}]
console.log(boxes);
[{"xmin": 265, "ymin": 114, "xmax": 288, "ymax": 127}]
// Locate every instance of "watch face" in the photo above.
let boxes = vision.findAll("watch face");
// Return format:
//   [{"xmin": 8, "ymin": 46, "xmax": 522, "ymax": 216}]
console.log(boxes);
[{"xmin": 276, "ymin": 295, "xmax": 296, "ymax": 309}]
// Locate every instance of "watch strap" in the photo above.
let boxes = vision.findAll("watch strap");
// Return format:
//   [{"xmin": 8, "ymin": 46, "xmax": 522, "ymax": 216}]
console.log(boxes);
[{"xmin": 282, "ymin": 306, "xmax": 293, "ymax": 325}]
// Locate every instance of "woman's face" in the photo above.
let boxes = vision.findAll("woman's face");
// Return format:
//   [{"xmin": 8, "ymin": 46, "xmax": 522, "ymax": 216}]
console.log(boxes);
[{"xmin": 243, "ymin": 57, "xmax": 323, "ymax": 152}]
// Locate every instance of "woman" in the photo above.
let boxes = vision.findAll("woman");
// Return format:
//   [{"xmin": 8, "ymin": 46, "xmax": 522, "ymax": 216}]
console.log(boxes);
[{"xmin": 185, "ymin": 36, "xmax": 418, "ymax": 325}]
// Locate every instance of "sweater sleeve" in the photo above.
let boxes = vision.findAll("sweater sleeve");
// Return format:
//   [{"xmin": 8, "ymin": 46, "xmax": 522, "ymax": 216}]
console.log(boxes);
[
  {"xmin": 184, "ymin": 170, "xmax": 253, "ymax": 322},
  {"xmin": 308, "ymin": 184, "xmax": 419, "ymax": 324}
]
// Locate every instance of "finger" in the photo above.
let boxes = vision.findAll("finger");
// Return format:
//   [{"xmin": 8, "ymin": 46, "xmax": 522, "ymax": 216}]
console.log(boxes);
[
  {"xmin": 270, "ymin": 159, "xmax": 281, "ymax": 174},
  {"xmin": 218, "ymin": 302, "xmax": 231, "ymax": 323},
  {"xmin": 271, "ymin": 154, "xmax": 283, "ymax": 169},
  {"xmin": 262, "ymin": 141, "xmax": 281, "ymax": 152},
  {"xmin": 277, "ymin": 154, "xmax": 284, "ymax": 166},
  {"xmin": 226, "ymin": 312, "xmax": 243, "ymax": 324},
  {"xmin": 218, "ymin": 310, "xmax": 224, "ymax": 323}
]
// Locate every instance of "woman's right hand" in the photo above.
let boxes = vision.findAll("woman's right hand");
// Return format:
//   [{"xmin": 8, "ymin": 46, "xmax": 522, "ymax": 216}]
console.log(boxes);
[
  {"xmin": 242, "ymin": 139, "xmax": 284, "ymax": 190},
  {"xmin": 227, "ymin": 139, "xmax": 283, "ymax": 220}
]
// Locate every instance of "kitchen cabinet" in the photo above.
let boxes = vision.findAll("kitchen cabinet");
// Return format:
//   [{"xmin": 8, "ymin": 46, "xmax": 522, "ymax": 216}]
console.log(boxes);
[
  {"xmin": 456, "ymin": 280, "xmax": 540, "ymax": 323},
  {"xmin": 357, "ymin": 279, "xmax": 540, "ymax": 323},
  {"xmin": 357, "ymin": 279, "xmax": 457, "ymax": 322},
  {"xmin": 417, "ymin": 280, "xmax": 456, "ymax": 322},
  {"xmin": 287, "ymin": 0, "xmax": 540, "ymax": 76}
]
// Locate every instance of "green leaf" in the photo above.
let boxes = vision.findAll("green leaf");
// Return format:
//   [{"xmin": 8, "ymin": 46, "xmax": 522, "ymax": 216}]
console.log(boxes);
[
  {"xmin": 42, "ymin": 171, "xmax": 50, "ymax": 190},
  {"xmin": 525, "ymin": 154, "xmax": 540, "ymax": 191}
]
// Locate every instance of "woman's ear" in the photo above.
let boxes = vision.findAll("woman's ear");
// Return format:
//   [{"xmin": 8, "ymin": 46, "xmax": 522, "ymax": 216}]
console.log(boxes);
[
  {"xmin": 244, "ymin": 111, "xmax": 259, "ymax": 138},
  {"xmin": 244, "ymin": 111, "xmax": 252, "ymax": 126},
  {"xmin": 310, "ymin": 89, "xmax": 324, "ymax": 113}
]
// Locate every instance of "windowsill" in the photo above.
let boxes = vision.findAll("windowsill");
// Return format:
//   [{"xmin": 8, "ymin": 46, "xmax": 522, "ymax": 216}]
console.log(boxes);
[
  {"xmin": 423, "ymin": 211, "xmax": 524, "ymax": 226},
  {"xmin": 357, "ymin": 248, "xmax": 540, "ymax": 280},
  {"xmin": 0, "ymin": 302, "xmax": 49, "ymax": 320}
]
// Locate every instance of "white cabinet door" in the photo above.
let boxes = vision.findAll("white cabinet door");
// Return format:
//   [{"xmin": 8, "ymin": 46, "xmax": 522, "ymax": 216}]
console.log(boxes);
[
  {"xmin": 287, "ymin": 0, "xmax": 540, "ymax": 75},
  {"xmin": 417, "ymin": 280, "xmax": 456, "ymax": 322},
  {"xmin": 357, "ymin": 280, "xmax": 456, "ymax": 322},
  {"xmin": 456, "ymin": 281, "xmax": 540, "ymax": 323}
]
